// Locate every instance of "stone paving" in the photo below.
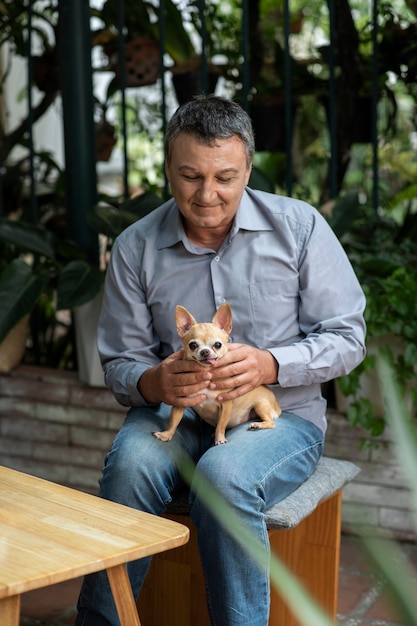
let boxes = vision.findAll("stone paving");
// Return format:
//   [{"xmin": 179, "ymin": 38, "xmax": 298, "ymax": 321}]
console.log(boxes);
[{"xmin": 337, "ymin": 534, "xmax": 417, "ymax": 626}]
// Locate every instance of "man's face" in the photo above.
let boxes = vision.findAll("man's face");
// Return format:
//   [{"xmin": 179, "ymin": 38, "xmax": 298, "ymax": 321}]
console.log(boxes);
[{"xmin": 165, "ymin": 133, "xmax": 252, "ymax": 235}]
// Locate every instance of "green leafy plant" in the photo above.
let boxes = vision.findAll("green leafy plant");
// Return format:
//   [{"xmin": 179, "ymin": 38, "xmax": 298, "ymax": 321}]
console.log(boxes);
[
  {"xmin": 328, "ymin": 192, "xmax": 417, "ymax": 439},
  {"xmin": 0, "ymin": 185, "xmax": 162, "ymax": 368},
  {"xmin": 0, "ymin": 218, "xmax": 103, "ymax": 364},
  {"xmin": 93, "ymin": 0, "xmax": 197, "ymax": 68}
]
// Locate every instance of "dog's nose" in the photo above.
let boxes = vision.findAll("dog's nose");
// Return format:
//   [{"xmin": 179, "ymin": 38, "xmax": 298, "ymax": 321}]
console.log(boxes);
[{"xmin": 199, "ymin": 349, "xmax": 210, "ymax": 358}]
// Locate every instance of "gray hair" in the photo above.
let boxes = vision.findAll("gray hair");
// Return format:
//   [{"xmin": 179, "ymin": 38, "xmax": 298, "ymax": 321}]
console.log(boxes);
[{"xmin": 165, "ymin": 95, "xmax": 255, "ymax": 168}]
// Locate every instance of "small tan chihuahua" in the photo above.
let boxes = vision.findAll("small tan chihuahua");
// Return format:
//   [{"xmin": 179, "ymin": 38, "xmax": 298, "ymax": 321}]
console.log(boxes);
[{"xmin": 152, "ymin": 303, "xmax": 281, "ymax": 445}]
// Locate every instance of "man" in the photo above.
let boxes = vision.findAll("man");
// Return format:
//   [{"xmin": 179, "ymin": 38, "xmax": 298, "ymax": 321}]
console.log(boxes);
[{"xmin": 76, "ymin": 95, "xmax": 365, "ymax": 626}]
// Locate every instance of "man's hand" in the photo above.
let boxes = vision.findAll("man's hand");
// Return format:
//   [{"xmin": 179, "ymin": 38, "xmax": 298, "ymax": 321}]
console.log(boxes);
[
  {"xmin": 207, "ymin": 344, "xmax": 278, "ymax": 401},
  {"xmin": 138, "ymin": 350, "xmax": 212, "ymax": 406}
]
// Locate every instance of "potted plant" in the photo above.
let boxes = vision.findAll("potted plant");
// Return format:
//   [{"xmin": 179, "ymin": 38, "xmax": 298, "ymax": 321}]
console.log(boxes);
[
  {"xmin": 92, "ymin": 0, "xmax": 161, "ymax": 89},
  {"xmin": 327, "ymin": 191, "xmax": 417, "ymax": 439},
  {"xmin": 0, "ymin": 183, "xmax": 163, "ymax": 377},
  {"xmin": 93, "ymin": 0, "xmax": 196, "ymax": 90},
  {"xmin": 0, "ymin": 217, "xmax": 104, "ymax": 369}
]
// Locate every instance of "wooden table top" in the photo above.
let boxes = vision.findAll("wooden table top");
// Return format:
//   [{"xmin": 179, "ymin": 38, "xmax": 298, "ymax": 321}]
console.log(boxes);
[{"xmin": 0, "ymin": 465, "xmax": 189, "ymax": 598}]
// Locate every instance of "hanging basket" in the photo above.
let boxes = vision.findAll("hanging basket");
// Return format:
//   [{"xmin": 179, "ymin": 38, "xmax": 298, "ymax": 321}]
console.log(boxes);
[
  {"xmin": 95, "ymin": 120, "xmax": 117, "ymax": 162},
  {"xmin": 104, "ymin": 37, "xmax": 160, "ymax": 88}
]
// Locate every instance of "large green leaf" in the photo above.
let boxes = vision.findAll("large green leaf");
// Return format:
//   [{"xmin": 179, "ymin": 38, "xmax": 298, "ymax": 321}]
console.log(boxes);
[
  {"xmin": 56, "ymin": 260, "xmax": 104, "ymax": 310},
  {"xmin": 0, "ymin": 218, "xmax": 55, "ymax": 258},
  {"xmin": 249, "ymin": 166, "xmax": 275, "ymax": 193},
  {"xmin": 89, "ymin": 192, "xmax": 160, "ymax": 239},
  {"xmin": 0, "ymin": 259, "xmax": 45, "ymax": 342},
  {"xmin": 88, "ymin": 205, "xmax": 140, "ymax": 239},
  {"xmin": 152, "ymin": 0, "xmax": 196, "ymax": 65},
  {"xmin": 327, "ymin": 192, "xmax": 361, "ymax": 239}
]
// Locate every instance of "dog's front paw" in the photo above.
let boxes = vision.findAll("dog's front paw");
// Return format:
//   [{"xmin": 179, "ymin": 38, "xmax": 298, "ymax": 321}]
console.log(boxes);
[
  {"xmin": 152, "ymin": 431, "xmax": 173, "ymax": 442},
  {"xmin": 248, "ymin": 423, "xmax": 260, "ymax": 430},
  {"xmin": 214, "ymin": 438, "xmax": 228, "ymax": 445}
]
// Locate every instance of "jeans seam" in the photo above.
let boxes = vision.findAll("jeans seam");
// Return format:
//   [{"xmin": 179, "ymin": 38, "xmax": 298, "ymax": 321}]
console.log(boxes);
[{"xmin": 258, "ymin": 437, "xmax": 324, "ymax": 493}]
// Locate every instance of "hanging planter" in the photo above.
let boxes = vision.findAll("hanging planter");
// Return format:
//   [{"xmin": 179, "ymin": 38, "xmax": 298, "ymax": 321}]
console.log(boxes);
[
  {"xmin": 95, "ymin": 120, "xmax": 117, "ymax": 162},
  {"xmin": 103, "ymin": 37, "xmax": 160, "ymax": 88}
]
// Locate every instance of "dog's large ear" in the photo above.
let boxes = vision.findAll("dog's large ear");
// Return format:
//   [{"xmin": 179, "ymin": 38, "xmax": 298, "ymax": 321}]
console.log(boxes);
[
  {"xmin": 176, "ymin": 305, "xmax": 198, "ymax": 337},
  {"xmin": 212, "ymin": 303, "xmax": 232, "ymax": 335}
]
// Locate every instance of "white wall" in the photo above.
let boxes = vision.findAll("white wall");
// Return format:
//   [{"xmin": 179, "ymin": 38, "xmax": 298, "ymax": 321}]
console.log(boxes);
[{"xmin": 1, "ymin": 46, "xmax": 64, "ymax": 168}]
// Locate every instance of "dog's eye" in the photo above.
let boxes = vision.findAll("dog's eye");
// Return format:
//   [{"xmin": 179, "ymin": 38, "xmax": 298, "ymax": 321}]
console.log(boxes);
[
  {"xmin": 189, "ymin": 341, "xmax": 198, "ymax": 351},
  {"xmin": 213, "ymin": 342, "xmax": 222, "ymax": 350}
]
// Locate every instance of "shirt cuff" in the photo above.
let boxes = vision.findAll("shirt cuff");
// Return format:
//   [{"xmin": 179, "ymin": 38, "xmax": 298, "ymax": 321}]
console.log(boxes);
[{"xmin": 269, "ymin": 345, "xmax": 306, "ymax": 387}]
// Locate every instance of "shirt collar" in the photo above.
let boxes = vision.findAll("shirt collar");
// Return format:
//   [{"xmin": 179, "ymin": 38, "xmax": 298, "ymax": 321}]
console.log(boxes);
[{"xmin": 156, "ymin": 188, "xmax": 273, "ymax": 250}]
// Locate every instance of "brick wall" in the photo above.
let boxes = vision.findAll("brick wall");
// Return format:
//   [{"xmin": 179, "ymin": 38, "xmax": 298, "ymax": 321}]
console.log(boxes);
[
  {"xmin": 325, "ymin": 411, "xmax": 416, "ymax": 540},
  {"xmin": 0, "ymin": 365, "xmax": 125, "ymax": 493},
  {"xmin": 0, "ymin": 365, "xmax": 415, "ymax": 540}
]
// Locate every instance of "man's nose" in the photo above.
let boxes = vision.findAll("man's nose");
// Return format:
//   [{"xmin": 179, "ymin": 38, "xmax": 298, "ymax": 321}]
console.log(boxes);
[{"xmin": 198, "ymin": 179, "xmax": 216, "ymax": 199}]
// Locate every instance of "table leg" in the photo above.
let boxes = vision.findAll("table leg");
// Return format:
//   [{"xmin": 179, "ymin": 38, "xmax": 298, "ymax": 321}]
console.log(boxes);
[
  {"xmin": 106, "ymin": 564, "xmax": 141, "ymax": 626},
  {"xmin": 0, "ymin": 595, "xmax": 20, "ymax": 626}
]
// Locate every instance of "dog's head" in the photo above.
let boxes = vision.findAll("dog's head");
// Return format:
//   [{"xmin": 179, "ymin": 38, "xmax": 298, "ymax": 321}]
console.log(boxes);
[{"xmin": 175, "ymin": 303, "xmax": 232, "ymax": 366}]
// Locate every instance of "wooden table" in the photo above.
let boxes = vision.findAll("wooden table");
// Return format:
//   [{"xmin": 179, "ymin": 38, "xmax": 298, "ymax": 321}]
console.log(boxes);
[{"xmin": 0, "ymin": 465, "xmax": 189, "ymax": 626}]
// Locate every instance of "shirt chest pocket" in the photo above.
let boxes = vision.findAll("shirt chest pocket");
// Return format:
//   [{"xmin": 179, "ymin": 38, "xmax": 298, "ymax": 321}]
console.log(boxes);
[{"xmin": 249, "ymin": 278, "xmax": 300, "ymax": 347}]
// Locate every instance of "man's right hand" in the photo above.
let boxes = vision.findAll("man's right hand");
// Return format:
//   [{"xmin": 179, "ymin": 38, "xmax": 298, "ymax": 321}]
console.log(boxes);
[{"xmin": 137, "ymin": 350, "xmax": 212, "ymax": 406}]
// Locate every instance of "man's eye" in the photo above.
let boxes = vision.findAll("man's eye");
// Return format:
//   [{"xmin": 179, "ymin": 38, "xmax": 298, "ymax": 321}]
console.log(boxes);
[
  {"xmin": 189, "ymin": 341, "xmax": 198, "ymax": 350},
  {"xmin": 213, "ymin": 342, "xmax": 222, "ymax": 349},
  {"xmin": 217, "ymin": 178, "xmax": 232, "ymax": 184}
]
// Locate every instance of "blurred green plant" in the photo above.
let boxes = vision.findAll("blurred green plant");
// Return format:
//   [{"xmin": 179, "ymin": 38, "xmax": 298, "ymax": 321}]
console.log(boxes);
[
  {"xmin": 356, "ymin": 351, "xmax": 417, "ymax": 624},
  {"xmin": 328, "ymin": 192, "xmax": 417, "ymax": 439}
]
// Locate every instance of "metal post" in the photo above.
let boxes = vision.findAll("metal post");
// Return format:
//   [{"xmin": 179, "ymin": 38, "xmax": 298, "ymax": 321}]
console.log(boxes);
[
  {"xmin": 58, "ymin": 0, "xmax": 98, "ymax": 265},
  {"xmin": 283, "ymin": 0, "xmax": 293, "ymax": 195}
]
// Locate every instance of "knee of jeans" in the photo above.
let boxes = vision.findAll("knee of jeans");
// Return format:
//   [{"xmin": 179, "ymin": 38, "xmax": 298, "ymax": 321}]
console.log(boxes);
[
  {"xmin": 191, "ymin": 450, "xmax": 254, "ymax": 512},
  {"xmin": 99, "ymin": 429, "xmax": 178, "ymax": 512}
]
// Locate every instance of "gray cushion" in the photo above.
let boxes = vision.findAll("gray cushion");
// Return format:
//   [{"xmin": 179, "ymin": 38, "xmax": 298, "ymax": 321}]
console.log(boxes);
[
  {"xmin": 265, "ymin": 457, "xmax": 360, "ymax": 529},
  {"xmin": 166, "ymin": 456, "xmax": 360, "ymax": 530}
]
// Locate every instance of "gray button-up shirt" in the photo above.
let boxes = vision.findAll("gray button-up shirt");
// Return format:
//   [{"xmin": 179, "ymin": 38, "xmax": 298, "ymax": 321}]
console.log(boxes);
[{"xmin": 98, "ymin": 187, "xmax": 366, "ymax": 432}]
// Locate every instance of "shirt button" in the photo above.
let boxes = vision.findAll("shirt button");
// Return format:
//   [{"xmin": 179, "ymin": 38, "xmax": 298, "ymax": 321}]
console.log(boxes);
[{"xmin": 214, "ymin": 256, "xmax": 220, "ymax": 262}]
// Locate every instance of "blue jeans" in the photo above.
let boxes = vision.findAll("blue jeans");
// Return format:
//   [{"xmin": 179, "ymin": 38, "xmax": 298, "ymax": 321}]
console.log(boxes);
[{"xmin": 75, "ymin": 404, "xmax": 324, "ymax": 626}]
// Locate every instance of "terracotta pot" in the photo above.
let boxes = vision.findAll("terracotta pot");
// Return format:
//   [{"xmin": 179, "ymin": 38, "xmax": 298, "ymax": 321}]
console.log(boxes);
[
  {"xmin": 74, "ymin": 290, "xmax": 106, "ymax": 387},
  {"xmin": 95, "ymin": 121, "xmax": 117, "ymax": 162},
  {"xmin": 0, "ymin": 315, "xmax": 29, "ymax": 373}
]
